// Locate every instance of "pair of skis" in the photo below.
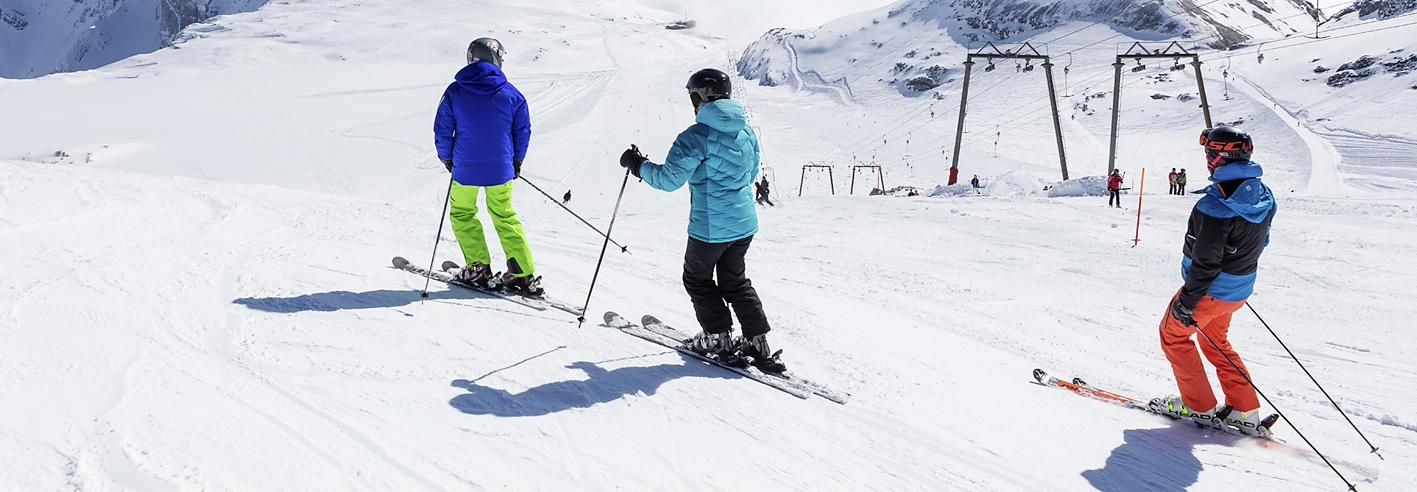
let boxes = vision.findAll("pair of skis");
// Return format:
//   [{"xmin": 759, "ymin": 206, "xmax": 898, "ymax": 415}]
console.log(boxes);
[
  {"xmin": 393, "ymin": 257, "xmax": 845, "ymax": 404},
  {"xmin": 604, "ymin": 312, "xmax": 848, "ymax": 405},
  {"xmin": 1033, "ymin": 368, "xmax": 1280, "ymax": 440},
  {"xmin": 391, "ymin": 256, "xmax": 583, "ymax": 316}
]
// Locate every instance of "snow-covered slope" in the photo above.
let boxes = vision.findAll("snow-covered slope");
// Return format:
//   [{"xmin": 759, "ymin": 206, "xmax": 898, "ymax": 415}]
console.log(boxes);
[
  {"xmin": 2, "ymin": 0, "xmax": 1415, "ymax": 489},
  {"xmin": 0, "ymin": 0, "xmax": 267, "ymax": 78}
]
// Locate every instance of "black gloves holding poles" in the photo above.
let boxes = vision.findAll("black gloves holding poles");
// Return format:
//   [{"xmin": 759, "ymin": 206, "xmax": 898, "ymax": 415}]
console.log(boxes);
[
  {"xmin": 1170, "ymin": 298, "xmax": 1197, "ymax": 327},
  {"xmin": 441, "ymin": 159, "xmax": 521, "ymax": 177},
  {"xmin": 620, "ymin": 145, "xmax": 646, "ymax": 178}
]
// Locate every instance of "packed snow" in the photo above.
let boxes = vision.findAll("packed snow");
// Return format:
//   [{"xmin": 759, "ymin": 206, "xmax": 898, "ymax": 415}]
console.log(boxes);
[{"xmin": 2, "ymin": 0, "xmax": 1415, "ymax": 490}]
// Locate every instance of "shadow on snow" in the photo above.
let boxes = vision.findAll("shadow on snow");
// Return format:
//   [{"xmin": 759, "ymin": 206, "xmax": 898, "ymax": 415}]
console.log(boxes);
[
  {"xmin": 232, "ymin": 288, "xmax": 501, "ymax": 313},
  {"xmin": 448, "ymin": 355, "xmax": 735, "ymax": 417},
  {"xmin": 1082, "ymin": 425, "xmax": 1243, "ymax": 491}
]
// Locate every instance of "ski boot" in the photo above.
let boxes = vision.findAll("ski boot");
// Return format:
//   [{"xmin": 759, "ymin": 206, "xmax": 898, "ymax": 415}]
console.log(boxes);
[
  {"xmin": 686, "ymin": 331, "xmax": 739, "ymax": 364},
  {"xmin": 737, "ymin": 334, "xmax": 787, "ymax": 374},
  {"xmin": 1148, "ymin": 395, "xmax": 1219, "ymax": 427},
  {"xmin": 1216, "ymin": 406, "xmax": 1278, "ymax": 437},
  {"xmin": 453, "ymin": 262, "xmax": 494, "ymax": 289},
  {"xmin": 500, "ymin": 272, "xmax": 545, "ymax": 297}
]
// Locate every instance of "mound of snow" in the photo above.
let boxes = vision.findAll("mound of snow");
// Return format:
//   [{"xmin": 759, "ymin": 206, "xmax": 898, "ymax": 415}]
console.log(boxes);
[
  {"xmin": 988, "ymin": 172, "xmax": 1048, "ymax": 197},
  {"xmin": 1047, "ymin": 176, "xmax": 1109, "ymax": 197},
  {"xmin": 926, "ymin": 171, "xmax": 1046, "ymax": 197},
  {"xmin": 927, "ymin": 183, "xmax": 974, "ymax": 197}
]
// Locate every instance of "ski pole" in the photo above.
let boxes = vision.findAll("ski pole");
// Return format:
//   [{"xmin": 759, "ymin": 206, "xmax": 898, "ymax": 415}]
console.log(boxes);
[
  {"xmin": 421, "ymin": 176, "xmax": 455, "ymax": 300},
  {"xmin": 1247, "ymin": 302, "xmax": 1383, "ymax": 459},
  {"xmin": 576, "ymin": 165, "xmax": 633, "ymax": 328},
  {"xmin": 1188, "ymin": 319, "xmax": 1357, "ymax": 491},
  {"xmin": 518, "ymin": 175, "xmax": 630, "ymax": 254}
]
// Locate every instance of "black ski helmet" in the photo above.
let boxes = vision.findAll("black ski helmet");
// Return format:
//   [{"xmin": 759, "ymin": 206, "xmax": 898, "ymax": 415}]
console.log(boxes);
[
  {"xmin": 467, "ymin": 37, "xmax": 506, "ymax": 67},
  {"xmin": 1199, "ymin": 126, "xmax": 1253, "ymax": 171},
  {"xmin": 686, "ymin": 68, "xmax": 732, "ymax": 106}
]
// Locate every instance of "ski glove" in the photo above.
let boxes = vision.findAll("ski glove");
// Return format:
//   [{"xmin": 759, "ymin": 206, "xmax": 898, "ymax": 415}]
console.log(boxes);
[
  {"xmin": 441, "ymin": 159, "xmax": 453, "ymax": 172},
  {"xmin": 1169, "ymin": 298, "xmax": 1197, "ymax": 327},
  {"xmin": 514, "ymin": 159, "xmax": 523, "ymax": 178},
  {"xmin": 620, "ymin": 145, "xmax": 647, "ymax": 178}
]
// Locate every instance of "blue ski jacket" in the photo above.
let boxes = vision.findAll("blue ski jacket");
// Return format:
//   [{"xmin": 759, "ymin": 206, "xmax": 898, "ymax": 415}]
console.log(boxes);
[
  {"xmin": 434, "ymin": 62, "xmax": 530, "ymax": 186},
  {"xmin": 1178, "ymin": 160, "xmax": 1277, "ymax": 305},
  {"xmin": 639, "ymin": 99, "xmax": 760, "ymax": 244}
]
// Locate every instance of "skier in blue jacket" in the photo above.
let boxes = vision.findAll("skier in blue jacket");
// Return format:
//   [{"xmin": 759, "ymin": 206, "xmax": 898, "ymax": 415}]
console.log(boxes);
[
  {"xmin": 618, "ymin": 68, "xmax": 785, "ymax": 373},
  {"xmin": 434, "ymin": 38, "xmax": 542, "ymax": 296}
]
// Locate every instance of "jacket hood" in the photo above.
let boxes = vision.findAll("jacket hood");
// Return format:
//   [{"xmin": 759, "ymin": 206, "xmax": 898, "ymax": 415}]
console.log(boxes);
[
  {"xmin": 1199, "ymin": 161, "xmax": 1274, "ymax": 223},
  {"xmin": 696, "ymin": 99, "xmax": 748, "ymax": 133},
  {"xmin": 455, "ymin": 62, "xmax": 507, "ymax": 95}
]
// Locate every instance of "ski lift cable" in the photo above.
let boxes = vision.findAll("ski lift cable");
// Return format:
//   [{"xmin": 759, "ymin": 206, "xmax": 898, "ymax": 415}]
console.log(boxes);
[{"xmin": 893, "ymin": 5, "xmax": 1417, "ymax": 164}]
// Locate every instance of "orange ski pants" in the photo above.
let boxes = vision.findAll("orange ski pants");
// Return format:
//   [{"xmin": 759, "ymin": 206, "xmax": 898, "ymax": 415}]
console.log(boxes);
[{"xmin": 1159, "ymin": 292, "xmax": 1261, "ymax": 413}]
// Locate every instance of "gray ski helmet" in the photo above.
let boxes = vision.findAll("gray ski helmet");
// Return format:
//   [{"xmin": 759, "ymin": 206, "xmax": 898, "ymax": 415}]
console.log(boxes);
[
  {"xmin": 686, "ymin": 68, "xmax": 731, "ymax": 103},
  {"xmin": 467, "ymin": 37, "xmax": 506, "ymax": 67}
]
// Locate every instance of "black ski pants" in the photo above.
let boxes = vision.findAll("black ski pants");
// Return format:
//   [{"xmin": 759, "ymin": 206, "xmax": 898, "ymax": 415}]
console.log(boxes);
[
  {"xmin": 683, "ymin": 236, "xmax": 770, "ymax": 338},
  {"xmin": 1108, "ymin": 189, "xmax": 1121, "ymax": 207}
]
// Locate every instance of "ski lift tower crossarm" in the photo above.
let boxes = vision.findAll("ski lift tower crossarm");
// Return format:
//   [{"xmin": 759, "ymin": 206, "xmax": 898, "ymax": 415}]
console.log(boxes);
[
  {"xmin": 950, "ymin": 42, "xmax": 1069, "ymax": 185},
  {"xmin": 1106, "ymin": 41, "xmax": 1213, "ymax": 174},
  {"xmin": 799, "ymin": 162, "xmax": 836, "ymax": 196},
  {"xmin": 849, "ymin": 163, "xmax": 886, "ymax": 195}
]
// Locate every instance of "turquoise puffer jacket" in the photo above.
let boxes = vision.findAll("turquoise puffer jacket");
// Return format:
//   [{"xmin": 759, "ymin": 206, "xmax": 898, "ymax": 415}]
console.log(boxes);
[{"xmin": 640, "ymin": 99, "xmax": 760, "ymax": 244}]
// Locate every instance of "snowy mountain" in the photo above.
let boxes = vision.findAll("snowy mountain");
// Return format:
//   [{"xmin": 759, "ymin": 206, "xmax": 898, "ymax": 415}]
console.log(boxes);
[
  {"xmin": 0, "ymin": 0, "xmax": 267, "ymax": 78},
  {"xmin": 2, "ymin": 0, "xmax": 1416, "ymax": 489},
  {"xmin": 738, "ymin": 0, "xmax": 1318, "ymax": 99}
]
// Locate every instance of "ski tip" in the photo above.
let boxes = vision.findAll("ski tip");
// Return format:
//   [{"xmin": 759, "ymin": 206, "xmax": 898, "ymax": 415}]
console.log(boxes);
[
  {"xmin": 603, "ymin": 311, "xmax": 621, "ymax": 325},
  {"xmin": 440, "ymin": 260, "xmax": 459, "ymax": 272},
  {"xmin": 641, "ymin": 314, "xmax": 661, "ymax": 326},
  {"xmin": 1032, "ymin": 368, "xmax": 1047, "ymax": 382},
  {"xmin": 392, "ymin": 256, "xmax": 409, "ymax": 268}
]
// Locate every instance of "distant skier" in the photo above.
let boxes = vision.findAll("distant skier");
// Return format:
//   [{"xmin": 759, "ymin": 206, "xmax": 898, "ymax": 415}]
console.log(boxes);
[
  {"xmin": 755, "ymin": 176, "xmax": 775, "ymax": 206},
  {"xmin": 1168, "ymin": 168, "xmax": 1179, "ymax": 195},
  {"xmin": 433, "ymin": 37, "xmax": 543, "ymax": 296},
  {"xmin": 563, "ymin": 190, "xmax": 572, "ymax": 204},
  {"xmin": 618, "ymin": 68, "xmax": 785, "ymax": 373},
  {"xmin": 1177, "ymin": 169, "xmax": 1188, "ymax": 195},
  {"xmin": 1107, "ymin": 169, "xmax": 1123, "ymax": 208},
  {"xmin": 1153, "ymin": 126, "xmax": 1276, "ymax": 433},
  {"xmin": 971, "ymin": 174, "xmax": 982, "ymax": 195}
]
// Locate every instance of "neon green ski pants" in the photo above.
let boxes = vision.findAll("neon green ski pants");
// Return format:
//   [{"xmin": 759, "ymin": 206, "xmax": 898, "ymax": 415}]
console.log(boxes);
[{"xmin": 449, "ymin": 181, "xmax": 536, "ymax": 277}]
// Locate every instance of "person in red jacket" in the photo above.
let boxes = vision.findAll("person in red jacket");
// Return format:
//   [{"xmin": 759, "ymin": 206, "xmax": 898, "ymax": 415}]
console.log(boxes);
[
  {"xmin": 1168, "ymin": 168, "xmax": 1179, "ymax": 195},
  {"xmin": 1107, "ymin": 170, "xmax": 1123, "ymax": 208}
]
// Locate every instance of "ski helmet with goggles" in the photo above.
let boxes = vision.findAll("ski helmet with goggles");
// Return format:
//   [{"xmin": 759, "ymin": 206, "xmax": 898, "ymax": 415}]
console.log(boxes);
[
  {"xmin": 467, "ymin": 38, "xmax": 506, "ymax": 67},
  {"xmin": 1199, "ymin": 126, "xmax": 1253, "ymax": 172},
  {"xmin": 686, "ymin": 68, "xmax": 732, "ymax": 106}
]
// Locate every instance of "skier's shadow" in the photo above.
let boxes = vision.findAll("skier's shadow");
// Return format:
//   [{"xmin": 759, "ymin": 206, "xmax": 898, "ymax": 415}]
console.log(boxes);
[
  {"xmin": 1081, "ymin": 426, "xmax": 1242, "ymax": 491},
  {"xmin": 449, "ymin": 356, "xmax": 733, "ymax": 417},
  {"xmin": 233, "ymin": 288, "xmax": 498, "ymax": 313}
]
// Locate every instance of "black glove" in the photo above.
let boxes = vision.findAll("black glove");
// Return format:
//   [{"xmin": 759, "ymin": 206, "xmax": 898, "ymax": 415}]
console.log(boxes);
[
  {"xmin": 1169, "ymin": 298, "xmax": 1197, "ymax": 327},
  {"xmin": 620, "ymin": 145, "xmax": 647, "ymax": 178},
  {"xmin": 513, "ymin": 159, "xmax": 523, "ymax": 178},
  {"xmin": 441, "ymin": 159, "xmax": 453, "ymax": 172}
]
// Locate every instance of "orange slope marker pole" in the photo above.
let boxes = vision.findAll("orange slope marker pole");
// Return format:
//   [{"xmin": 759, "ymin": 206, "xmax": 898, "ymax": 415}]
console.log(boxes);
[{"xmin": 1132, "ymin": 168, "xmax": 1145, "ymax": 247}]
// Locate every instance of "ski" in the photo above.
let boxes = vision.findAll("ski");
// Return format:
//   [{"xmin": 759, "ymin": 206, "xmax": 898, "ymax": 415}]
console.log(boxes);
[
  {"xmin": 603, "ymin": 312, "xmax": 845, "ymax": 404},
  {"xmin": 390, "ymin": 256, "xmax": 581, "ymax": 316},
  {"xmin": 438, "ymin": 260, "xmax": 584, "ymax": 316},
  {"xmin": 1032, "ymin": 368, "xmax": 1280, "ymax": 440},
  {"xmin": 640, "ymin": 315, "xmax": 849, "ymax": 405}
]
